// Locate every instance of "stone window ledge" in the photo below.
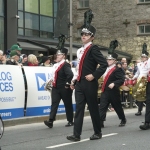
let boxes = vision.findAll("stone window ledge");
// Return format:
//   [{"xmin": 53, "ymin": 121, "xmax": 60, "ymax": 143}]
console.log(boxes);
[
  {"xmin": 137, "ymin": 2, "xmax": 150, "ymax": 5},
  {"xmin": 137, "ymin": 34, "xmax": 150, "ymax": 36},
  {"xmin": 137, "ymin": 20, "xmax": 150, "ymax": 25},
  {"xmin": 77, "ymin": 7, "xmax": 90, "ymax": 10}
]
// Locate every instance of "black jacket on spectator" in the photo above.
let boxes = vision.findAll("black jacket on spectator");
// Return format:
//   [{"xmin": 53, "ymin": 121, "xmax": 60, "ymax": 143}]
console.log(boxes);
[{"xmin": 6, "ymin": 59, "xmax": 18, "ymax": 65}]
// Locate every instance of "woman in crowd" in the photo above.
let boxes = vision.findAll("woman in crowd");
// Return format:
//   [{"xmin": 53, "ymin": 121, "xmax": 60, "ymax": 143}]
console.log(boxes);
[{"xmin": 27, "ymin": 54, "xmax": 38, "ymax": 66}]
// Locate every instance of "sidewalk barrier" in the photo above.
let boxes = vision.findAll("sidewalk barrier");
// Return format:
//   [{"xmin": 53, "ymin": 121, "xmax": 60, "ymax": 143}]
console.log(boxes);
[
  {"xmin": 0, "ymin": 66, "xmax": 76, "ymax": 120},
  {"xmin": 0, "ymin": 66, "xmax": 25, "ymax": 120},
  {"xmin": 1, "ymin": 66, "xmax": 134, "ymax": 121}
]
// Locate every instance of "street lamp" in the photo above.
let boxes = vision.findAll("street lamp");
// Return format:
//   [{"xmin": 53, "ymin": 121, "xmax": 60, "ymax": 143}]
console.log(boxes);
[{"xmin": 69, "ymin": 0, "xmax": 73, "ymax": 62}]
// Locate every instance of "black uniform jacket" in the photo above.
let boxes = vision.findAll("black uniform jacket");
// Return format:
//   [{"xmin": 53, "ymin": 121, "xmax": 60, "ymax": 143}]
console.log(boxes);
[
  {"xmin": 81, "ymin": 45, "xmax": 108, "ymax": 80},
  {"xmin": 104, "ymin": 67, "xmax": 125, "ymax": 91},
  {"xmin": 56, "ymin": 62, "xmax": 73, "ymax": 88}
]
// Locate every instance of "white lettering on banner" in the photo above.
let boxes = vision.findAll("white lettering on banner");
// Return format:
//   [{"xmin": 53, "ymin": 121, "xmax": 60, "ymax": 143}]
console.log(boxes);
[
  {"xmin": 38, "ymin": 96, "xmax": 50, "ymax": 100},
  {"xmin": 43, "ymin": 108, "xmax": 51, "ymax": 113},
  {"xmin": 58, "ymin": 108, "xmax": 65, "ymax": 111},
  {"xmin": 0, "ymin": 72, "xmax": 13, "ymax": 92},
  {"xmin": 0, "ymin": 112, "xmax": 12, "ymax": 117},
  {"xmin": 0, "ymin": 97, "xmax": 16, "ymax": 102},
  {"xmin": 48, "ymin": 73, "xmax": 52, "ymax": 80}
]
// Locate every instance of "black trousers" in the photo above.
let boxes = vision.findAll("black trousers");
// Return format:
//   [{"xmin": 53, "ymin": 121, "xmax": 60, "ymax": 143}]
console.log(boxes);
[
  {"xmin": 145, "ymin": 82, "xmax": 150, "ymax": 123},
  {"xmin": 73, "ymin": 79, "xmax": 101, "ymax": 137},
  {"xmin": 49, "ymin": 87, "xmax": 73, "ymax": 122},
  {"xmin": 99, "ymin": 89, "xmax": 126, "ymax": 121},
  {"xmin": 137, "ymin": 101, "xmax": 144, "ymax": 112}
]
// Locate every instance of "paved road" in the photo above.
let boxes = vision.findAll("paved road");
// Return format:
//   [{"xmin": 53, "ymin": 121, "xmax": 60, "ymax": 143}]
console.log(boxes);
[{"xmin": 0, "ymin": 108, "xmax": 150, "ymax": 150}]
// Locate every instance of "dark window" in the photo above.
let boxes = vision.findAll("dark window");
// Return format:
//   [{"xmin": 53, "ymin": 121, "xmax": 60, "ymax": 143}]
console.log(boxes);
[
  {"xmin": 139, "ymin": 0, "xmax": 150, "ymax": 2},
  {"xmin": 138, "ymin": 25, "xmax": 150, "ymax": 34},
  {"xmin": 40, "ymin": 16, "xmax": 53, "ymax": 32},
  {"xmin": 54, "ymin": 0, "xmax": 58, "ymax": 17},
  {"xmin": 78, "ymin": 0, "xmax": 89, "ymax": 8},
  {"xmin": 18, "ymin": 0, "xmax": 23, "ymax": 11},
  {"xmin": 18, "ymin": 11, "xmax": 24, "ymax": 27},
  {"xmin": 25, "ymin": 29, "xmax": 39, "ymax": 37},
  {"xmin": 18, "ymin": 28, "xmax": 24, "ymax": 35},
  {"xmin": 25, "ymin": 13, "xmax": 39, "ymax": 30},
  {"xmin": 17, "ymin": 0, "xmax": 58, "ymax": 39}
]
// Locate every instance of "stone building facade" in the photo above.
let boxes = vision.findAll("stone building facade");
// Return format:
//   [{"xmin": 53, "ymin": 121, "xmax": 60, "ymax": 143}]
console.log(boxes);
[{"xmin": 72, "ymin": 0, "xmax": 150, "ymax": 60}]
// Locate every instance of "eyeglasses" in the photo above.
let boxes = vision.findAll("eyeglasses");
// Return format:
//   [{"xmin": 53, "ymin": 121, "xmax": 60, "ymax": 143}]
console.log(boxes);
[{"xmin": 81, "ymin": 32, "xmax": 92, "ymax": 36}]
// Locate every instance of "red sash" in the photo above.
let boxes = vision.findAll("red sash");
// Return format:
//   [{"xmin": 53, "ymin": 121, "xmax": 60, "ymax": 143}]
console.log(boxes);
[
  {"xmin": 148, "ymin": 76, "xmax": 150, "ymax": 82},
  {"xmin": 77, "ymin": 44, "xmax": 92, "ymax": 81},
  {"xmin": 52, "ymin": 62, "xmax": 65, "ymax": 87},
  {"xmin": 148, "ymin": 71, "xmax": 150, "ymax": 82},
  {"xmin": 101, "ymin": 66, "xmax": 116, "ymax": 92}
]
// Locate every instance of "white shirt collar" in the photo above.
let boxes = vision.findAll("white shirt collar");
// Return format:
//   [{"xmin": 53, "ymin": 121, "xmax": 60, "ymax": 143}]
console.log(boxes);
[
  {"xmin": 83, "ymin": 42, "xmax": 92, "ymax": 49},
  {"xmin": 107, "ymin": 64, "xmax": 116, "ymax": 69},
  {"xmin": 57, "ymin": 59, "xmax": 65, "ymax": 65}
]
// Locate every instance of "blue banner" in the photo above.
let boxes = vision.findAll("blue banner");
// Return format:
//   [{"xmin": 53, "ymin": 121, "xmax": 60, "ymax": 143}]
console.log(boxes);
[
  {"xmin": 26, "ymin": 104, "xmax": 76, "ymax": 116},
  {"xmin": 0, "ymin": 108, "xmax": 24, "ymax": 120}
]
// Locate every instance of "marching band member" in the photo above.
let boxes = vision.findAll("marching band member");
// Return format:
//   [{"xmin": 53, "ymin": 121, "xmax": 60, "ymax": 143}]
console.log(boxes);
[
  {"xmin": 66, "ymin": 25, "xmax": 107, "ymax": 141},
  {"xmin": 44, "ymin": 48, "xmax": 74, "ymax": 128},
  {"xmin": 132, "ymin": 43, "xmax": 149, "ymax": 116},
  {"xmin": 99, "ymin": 44, "xmax": 127, "ymax": 128},
  {"xmin": 139, "ymin": 54, "xmax": 150, "ymax": 130}
]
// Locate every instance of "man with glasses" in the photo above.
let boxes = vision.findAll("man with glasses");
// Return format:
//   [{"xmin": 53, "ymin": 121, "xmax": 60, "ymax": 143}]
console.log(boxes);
[
  {"xmin": 66, "ymin": 25, "xmax": 107, "ymax": 141},
  {"xmin": 99, "ymin": 52, "xmax": 126, "ymax": 128}
]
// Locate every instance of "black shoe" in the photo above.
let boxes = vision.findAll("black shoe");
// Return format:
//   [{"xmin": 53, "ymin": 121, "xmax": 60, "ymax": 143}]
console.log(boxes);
[
  {"xmin": 139, "ymin": 122, "xmax": 150, "ymax": 130},
  {"xmin": 90, "ymin": 133, "xmax": 102, "ymax": 140},
  {"xmin": 100, "ymin": 121, "xmax": 104, "ymax": 128},
  {"xmin": 135, "ymin": 111, "xmax": 142, "ymax": 116},
  {"xmin": 65, "ymin": 122, "xmax": 74, "ymax": 127},
  {"xmin": 119, "ymin": 119, "xmax": 127, "ymax": 127},
  {"xmin": 44, "ymin": 120, "xmax": 53, "ymax": 128},
  {"xmin": 66, "ymin": 135, "xmax": 80, "ymax": 142}
]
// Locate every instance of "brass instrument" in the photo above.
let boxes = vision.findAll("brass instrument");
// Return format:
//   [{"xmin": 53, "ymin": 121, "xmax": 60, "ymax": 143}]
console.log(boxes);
[
  {"xmin": 44, "ymin": 80, "xmax": 53, "ymax": 92},
  {"xmin": 132, "ymin": 77, "xmax": 147, "ymax": 102},
  {"xmin": 97, "ymin": 77, "xmax": 103, "ymax": 98}
]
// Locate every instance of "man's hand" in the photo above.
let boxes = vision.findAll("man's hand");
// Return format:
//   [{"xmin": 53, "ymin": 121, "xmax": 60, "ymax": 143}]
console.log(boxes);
[
  {"xmin": 85, "ymin": 74, "xmax": 94, "ymax": 81},
  {"xmin": 70, "ymin": 85, "xmax": 75, "ymax": 90},
  {"xmin": 108, "ymin": 83, "xmax": 115, "ymax": 89},
  {"xmin": 65, "ymin": 86, "xmax": 69, "ymax": 89}
]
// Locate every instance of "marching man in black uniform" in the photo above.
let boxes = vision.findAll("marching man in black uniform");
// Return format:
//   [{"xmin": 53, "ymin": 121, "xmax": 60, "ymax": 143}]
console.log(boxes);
[
  {"xmin": 44, "ymin": 47, "xmax": 74, "ymax": 128},
  {"xmin": 99, "ymin": 40, "xmax": 127, "ymax": 128},
  {"xmin": 66, "ymin": 23, "xmax": 108, "ymax": 141},
  {"xmin": 139, "ymin": 54, "xmax": 150, "ymax": 130}
]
